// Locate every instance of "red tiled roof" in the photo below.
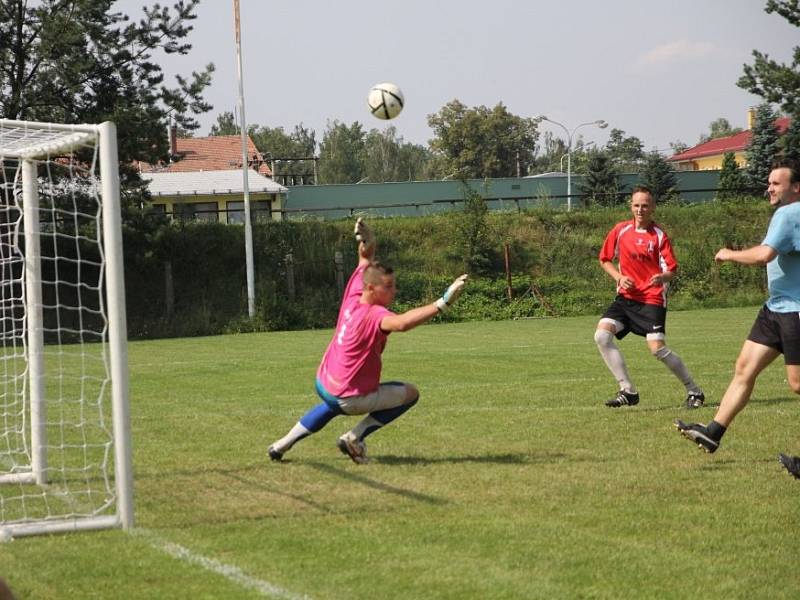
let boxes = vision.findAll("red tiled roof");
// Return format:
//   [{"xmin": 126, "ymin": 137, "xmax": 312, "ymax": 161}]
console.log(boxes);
[
  {"xmin": 669, "ymin": 117, "xmax": 791, "ymax": 162},
  {"xmin": 139, "ymin": 135, "xmax": 272, "ymax": 176}
]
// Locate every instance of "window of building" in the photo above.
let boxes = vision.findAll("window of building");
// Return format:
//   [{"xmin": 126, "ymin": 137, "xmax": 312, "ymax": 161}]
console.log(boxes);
[
  {"xmin": 174, "ymin": 202, "xmax": 219, "ymax": 223},
  {"xmin": 226, "ymin": 200, "xmax": 271, "ymax": 224}
]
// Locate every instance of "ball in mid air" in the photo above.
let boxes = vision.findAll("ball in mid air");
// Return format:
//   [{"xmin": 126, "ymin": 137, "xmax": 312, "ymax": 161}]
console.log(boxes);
[{"xmin": 368, "ymin": 82, "xmax": 404, "ymax": 120}]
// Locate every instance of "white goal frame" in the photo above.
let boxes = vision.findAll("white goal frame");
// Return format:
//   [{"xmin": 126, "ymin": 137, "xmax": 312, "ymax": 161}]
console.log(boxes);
[{"xmin": 0, "ymin": 119, "xmax": 133, "ymax": 538}]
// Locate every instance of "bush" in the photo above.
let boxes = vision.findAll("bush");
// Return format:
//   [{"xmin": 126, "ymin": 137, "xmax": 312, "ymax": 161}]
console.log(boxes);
[{"xmin": 123, "ymin": 198, "xmax": 773, "ymax": 338}]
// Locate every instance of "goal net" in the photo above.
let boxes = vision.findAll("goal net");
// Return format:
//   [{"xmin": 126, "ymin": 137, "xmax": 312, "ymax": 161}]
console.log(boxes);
[{"xmin": 0, "ymin": 119, "xmax": 133, "ymax": 539}]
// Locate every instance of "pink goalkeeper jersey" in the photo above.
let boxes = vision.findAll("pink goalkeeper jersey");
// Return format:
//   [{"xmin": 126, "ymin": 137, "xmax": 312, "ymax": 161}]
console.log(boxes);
[{"xmin": 317, "ymin": 265, "xmax": 395, "ymax": 397}]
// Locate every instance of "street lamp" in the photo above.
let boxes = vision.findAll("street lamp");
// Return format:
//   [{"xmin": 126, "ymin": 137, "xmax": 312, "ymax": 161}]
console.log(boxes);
[
  {"xmin": 538, "ymin": 116, "xmax": 608, "ymax": 210},
  {"xmin": 559, "ymin": 141, "xmax": 596, "ymax": 172}
]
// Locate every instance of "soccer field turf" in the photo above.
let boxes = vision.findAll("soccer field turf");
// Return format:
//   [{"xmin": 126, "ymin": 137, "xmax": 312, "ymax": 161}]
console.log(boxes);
[{"xmin": 1, "ymin": 306, "xmax": 799, "ymax": 598}]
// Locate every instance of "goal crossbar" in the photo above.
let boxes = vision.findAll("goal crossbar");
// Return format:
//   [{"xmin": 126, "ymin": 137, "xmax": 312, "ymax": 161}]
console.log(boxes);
[{"xmin": 0, "ymin": 119, "xmax": 99, "ymax": 158}]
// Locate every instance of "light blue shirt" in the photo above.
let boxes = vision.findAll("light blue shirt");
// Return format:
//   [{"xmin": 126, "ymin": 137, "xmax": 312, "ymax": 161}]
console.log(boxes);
[{"xmin": 762, "ymin": 201, "xmax": 800, "ymax": 312}]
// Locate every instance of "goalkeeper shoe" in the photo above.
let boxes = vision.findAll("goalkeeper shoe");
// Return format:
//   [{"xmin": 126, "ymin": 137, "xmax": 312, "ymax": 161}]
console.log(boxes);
[
  {"xmin": 605, "ymin": 390, "xmax": 640, "ymax": 407},
  {"xmin": 267, "ymin": 445, "xmax": 283, "ymax": 462},
  {"xmin": 685, "ymin": 392, "xmax": 705, "ymax": 409},
  {"xmin": 778, "ymin": 454, "xmax": 800, "ymax": 480},
  {"xmin": 674, "ymin": 419, "xmax": 719, "ymax": 454},
  {"xmin": 337, "ymin": 432, "xmax": 368, "ymax": 464}
]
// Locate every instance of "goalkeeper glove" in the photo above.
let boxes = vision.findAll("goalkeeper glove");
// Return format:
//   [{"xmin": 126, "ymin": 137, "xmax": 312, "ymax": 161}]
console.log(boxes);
[
  {"xmin": 354, "ymin": 217, "xmax": 375, "ymax": 247},
  {"xmin": 435, "ymin": 274, "xmax": 468, "ymax": 312}
]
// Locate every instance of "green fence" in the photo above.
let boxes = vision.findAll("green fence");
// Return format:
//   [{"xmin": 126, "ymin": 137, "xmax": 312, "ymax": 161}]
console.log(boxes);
[{"xmin": 283, "ymin": 171, "xmax": 723, "ymax": 218}]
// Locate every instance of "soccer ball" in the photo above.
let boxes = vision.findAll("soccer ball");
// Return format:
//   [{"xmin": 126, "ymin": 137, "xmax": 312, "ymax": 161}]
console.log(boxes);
[{"xmin": 367, "ymin": 82, "xmax": 404, "ymax": 120}]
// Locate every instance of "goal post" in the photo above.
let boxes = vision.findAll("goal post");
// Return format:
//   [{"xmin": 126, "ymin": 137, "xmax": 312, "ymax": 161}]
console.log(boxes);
[{"xmin": 0, "ymin": 118, "xmax": 133, "ymax": 539}]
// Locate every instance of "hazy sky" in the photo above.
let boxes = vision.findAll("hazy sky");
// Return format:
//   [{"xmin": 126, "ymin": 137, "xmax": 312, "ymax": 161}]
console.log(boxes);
[{"xmin": 119, "ymin": 0, "xmax": 797, "ymax": 153}]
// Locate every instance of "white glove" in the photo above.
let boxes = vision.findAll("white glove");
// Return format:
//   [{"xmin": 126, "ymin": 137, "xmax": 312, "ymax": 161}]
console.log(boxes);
[
  {"xmin": 435, "ymin": 274, "xmax": 468, "ymax": 312},
  {"xmin": 354, "ymin": 217, "xmax": 375, "ymax": 247}
]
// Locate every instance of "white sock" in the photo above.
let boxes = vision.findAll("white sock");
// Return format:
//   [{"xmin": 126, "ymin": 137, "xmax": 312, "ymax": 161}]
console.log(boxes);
[
  {"xmin": 653, "ymin": 347, "xmax": 701, "ymax": 393},
  {"xmin": 594, "ymin": 329, "xmax": 636, "ymax": 393},
  {"xmin": 271, "ymin": 422, "xmax": 311, "ymax": 453}
]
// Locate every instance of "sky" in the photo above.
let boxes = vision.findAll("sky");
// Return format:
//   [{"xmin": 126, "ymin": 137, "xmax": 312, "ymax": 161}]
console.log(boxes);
[{"xmin": 118, "ymin": 0, "xmax": 797, "ymax": 154}]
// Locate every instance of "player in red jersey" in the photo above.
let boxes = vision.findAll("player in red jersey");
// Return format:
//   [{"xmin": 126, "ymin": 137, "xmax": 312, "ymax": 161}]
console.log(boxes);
[{"xmin": 594, "ymin": 186, "xmax": 705, "ymax": 408}]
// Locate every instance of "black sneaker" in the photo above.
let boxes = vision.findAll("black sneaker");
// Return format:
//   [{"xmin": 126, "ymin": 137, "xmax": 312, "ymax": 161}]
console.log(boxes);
[
  {"xmin": 605, "ymin": 390, "xmax": 640, "ymax": 407},
  {"xmin": 685, "ymin": 392, "xmax": 705, "ymax": 409},
  {"xmin": 778, "ymin": 453, "xmax": 800, "ymax": 480},
  {"xmin": 674, "ymin": 419, "xmax": 719, "ymax": 453},
  {"xmin": 267, "ymin": 445, "xmax": 283, "ymax": 462}
]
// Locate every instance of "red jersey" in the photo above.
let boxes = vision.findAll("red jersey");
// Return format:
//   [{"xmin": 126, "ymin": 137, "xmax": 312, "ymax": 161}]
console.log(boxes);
[{"xmin": 599, "ymin": 220, "xmax": 677, "ymax": 307}]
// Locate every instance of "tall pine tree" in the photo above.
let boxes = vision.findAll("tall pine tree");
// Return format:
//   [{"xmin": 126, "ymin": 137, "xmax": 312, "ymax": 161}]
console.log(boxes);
[
  {"xmin": 744, "ymin": 103, "xmax": 781, "ymax": 189},
  {"xmin": 639, "ymin": 152, "xmax": 678, "ymax": 202},
  {"xmin": 780, "ymin": 112, "xmax": 800, "ymax": 162},
  {"xmin": 716, "ymin": 152, "xmax": 747, "ymax": 200},
  {"xmin": 0, "ymin": 0, "xmax": 214, "ymax": 168},
  {"xmin": 738, "ymin": 0, "xmax": 800, "ymax": 116},
  {"xmin": 579, "ymin": 151, "xmax": 620, "ymax": 206}
]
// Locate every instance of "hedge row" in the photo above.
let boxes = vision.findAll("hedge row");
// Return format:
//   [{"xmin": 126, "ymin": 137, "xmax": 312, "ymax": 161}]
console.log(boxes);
[{"xmin": 122, "ymin": 197, "xmax": 772, "ymax": 339}]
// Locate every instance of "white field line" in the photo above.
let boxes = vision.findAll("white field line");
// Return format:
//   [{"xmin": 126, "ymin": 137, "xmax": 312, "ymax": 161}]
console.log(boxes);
[{"xmin": 134, "ymin": 529, "xmax": 310, "ymax": 600}]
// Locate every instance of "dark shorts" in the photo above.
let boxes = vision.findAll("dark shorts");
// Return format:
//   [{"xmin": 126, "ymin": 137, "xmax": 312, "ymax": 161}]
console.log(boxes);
[
  {"xmin": 747, "ymin": 305, "xmax": 800, "ymax": 365},
  {"xmin": 601, "ymin": 295, "xmax": 667, "ymax": 339}
]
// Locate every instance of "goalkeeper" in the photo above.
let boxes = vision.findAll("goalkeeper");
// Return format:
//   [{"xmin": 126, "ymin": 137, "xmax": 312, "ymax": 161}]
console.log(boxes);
[{"xmin": 268, "ymin": 218, "xmax": 468, "ymax": 464}]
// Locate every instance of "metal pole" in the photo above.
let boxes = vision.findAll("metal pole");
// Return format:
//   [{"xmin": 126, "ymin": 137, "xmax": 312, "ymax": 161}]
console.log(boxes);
[
  {"xmin": 539, "ymin": 117, "xmax": 607, "ymax": 212},
  {"xmin": 566, "ymin": 139, "xmax": 573, "ymax": 212},
  {"xmin": 21, "ymin": 160, "xmax": 47, "ymax": 486},
  {"xmin": 234, "ymin": 0, "xmax": 255, "ymax": 318},
  {"xmin": 504, "ymin": 243, "xmax": 513, "ymax": 301},
  {"xmin": 99, "ymin": 121, "xmax": 134, "ymax": 530}
]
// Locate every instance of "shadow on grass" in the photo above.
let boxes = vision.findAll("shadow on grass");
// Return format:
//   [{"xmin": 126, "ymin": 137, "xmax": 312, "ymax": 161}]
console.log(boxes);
[
  {"xmin": 223, "ymin": 470, "xmax": 335, "ymax": 513},
  {"xmin": 622, "ymin": 394, "xmax": 797, "ymax": 415},
  {"xmin": 750, "ymin": 395, "xmax": 800, "ymax": 407},
  {"xmin": 305, "ymin": 461, "xmax": 448, "ymax": 505},
  {"xmin": 372, "ymin": 452, "xmax": 562, "ymax": 466}
]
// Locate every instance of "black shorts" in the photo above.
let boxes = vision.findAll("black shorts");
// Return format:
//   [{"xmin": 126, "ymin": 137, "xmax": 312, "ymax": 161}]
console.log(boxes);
[
  {"xmin": 601, "ymin": 295, "xmax": 667, "ymax": 339},
  {"xmin": 747, "ymin": 305, "xmax": 800, "ymax": 365}
]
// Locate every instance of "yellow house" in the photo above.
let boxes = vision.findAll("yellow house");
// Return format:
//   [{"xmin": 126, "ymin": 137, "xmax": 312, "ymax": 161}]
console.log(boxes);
[
  {"xmin": 138, "ymin": 132, "xmax": 287, "ymax": 221},
  {"xmin": 669, "ymin": 111, "xmax": 791, "ymax": 171},
  {"xmin": 141, "ymin": 169, "xmax": 287, "ymax": 223}
]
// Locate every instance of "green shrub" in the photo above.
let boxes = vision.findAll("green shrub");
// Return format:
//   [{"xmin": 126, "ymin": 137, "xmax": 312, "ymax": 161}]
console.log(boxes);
[{"xmin": 122, "ymin": 198, "xmax": 774, "ymax": 338}]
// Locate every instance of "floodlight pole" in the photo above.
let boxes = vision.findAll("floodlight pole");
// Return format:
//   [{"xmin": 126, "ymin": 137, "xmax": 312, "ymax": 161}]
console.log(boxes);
[
  {"xmin": 234, "ymin": 0, "xmax": 255, "ymax": 318},
  {"xmin": 539, "ymin": 117, "xmax": 607, "ymax": 211}
]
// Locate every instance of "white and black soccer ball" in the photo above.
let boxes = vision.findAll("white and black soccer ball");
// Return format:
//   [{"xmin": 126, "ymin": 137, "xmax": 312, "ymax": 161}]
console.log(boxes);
[{"xmin": 367, "ymin": 82, "xmax": 404, "ymax": 120}]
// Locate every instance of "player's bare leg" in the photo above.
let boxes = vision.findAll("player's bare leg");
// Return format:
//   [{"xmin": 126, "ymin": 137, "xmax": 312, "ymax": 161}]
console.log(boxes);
[
  {"xmin": 676, "ymin": 340, "xmax": 778, "ymax": 453},
  {"xmin": 714, "ymin": 341, "xmax": 779, "ymax": 426}
]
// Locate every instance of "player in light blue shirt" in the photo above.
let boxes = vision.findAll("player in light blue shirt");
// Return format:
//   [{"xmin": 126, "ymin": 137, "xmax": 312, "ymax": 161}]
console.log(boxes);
[
  {"xmin": 763, "ymin": 200, "xmax": 800, "ymax": 313},
  {"xmin": 676, "ymin": 158, "xmax": 800, "ymax": 479}
]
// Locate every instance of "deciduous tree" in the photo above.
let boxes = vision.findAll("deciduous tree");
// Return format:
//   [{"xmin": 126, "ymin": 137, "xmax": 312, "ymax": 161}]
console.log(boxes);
[
  {"xmin": 427, "ymin": 100, "xmax": 538, "ymax": 179},
  {"xmin": 363, "ymin": 126, "xmax": 430, "ymax": 183},
  {"xmin": 699, "ymin": 118, "xmax": 743, "ymax": 143},
  {"xmin": 248, "ymin": 123, "xmax": 317, "ymax": 184},
  {"xmin": 318, "ymin": 121, "xmax": 366, "ymax": 184},
  {"xmin": 604, "ymin": 128, "xmax": 644, "ymax": 172}
]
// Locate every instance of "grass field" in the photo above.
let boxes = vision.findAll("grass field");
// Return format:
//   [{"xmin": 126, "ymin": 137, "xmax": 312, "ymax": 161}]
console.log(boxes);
[{"xmin": 1, "ymin": 306, "xmax": 799, "ymax": 599}]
